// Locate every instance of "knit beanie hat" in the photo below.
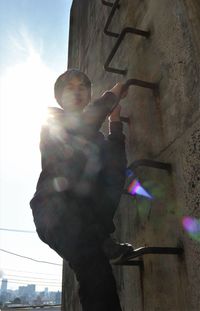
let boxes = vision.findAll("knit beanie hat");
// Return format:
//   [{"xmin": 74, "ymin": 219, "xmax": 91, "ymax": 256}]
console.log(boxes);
[{"xmin": 54, "ymin": 69, "xmax": 91, "ymax": 106}]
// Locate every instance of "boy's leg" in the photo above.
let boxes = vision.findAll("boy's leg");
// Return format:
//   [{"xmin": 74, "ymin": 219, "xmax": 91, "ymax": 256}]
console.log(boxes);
[
  {"xmin": 31, "ymin": 193, "xmax": 122, "ymax": 310},
  {"xmin": 69, "ymin": 248, "xmax": 122, "ymax": 311},
  {"xmin": 36, "ymin": 218, "xmax": 122, "ymax": 311},
  {"xmin": 45, "ymin": 232, "xmax": 122, "ymax": 311}
]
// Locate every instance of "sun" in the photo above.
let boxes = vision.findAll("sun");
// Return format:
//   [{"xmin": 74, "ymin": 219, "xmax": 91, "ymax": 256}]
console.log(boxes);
[{"xmin": 0, "ymin": 50, "xmax": 57, "ymax": 149}]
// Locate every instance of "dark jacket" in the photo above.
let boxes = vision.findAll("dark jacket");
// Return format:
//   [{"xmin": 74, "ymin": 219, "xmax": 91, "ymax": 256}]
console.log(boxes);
[{"xmin": 30, "ymin": 92, "xmax": 127, "ymax": 249}]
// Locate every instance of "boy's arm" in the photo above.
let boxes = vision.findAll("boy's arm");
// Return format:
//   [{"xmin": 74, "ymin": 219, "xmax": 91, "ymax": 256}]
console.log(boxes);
[
  {"xmin": 81, "ymin": 91, "xmax": 118, "ymax": 134},
  {"xmin": 102, "ymin": 117, "xmax": 127, "ymax": 214},
  {"xmin": 81, "ymin": 82, "xmax": 127, "ymax": 135},
  {"xmin": 106, "ymin": 105, "xmax": 127, "ymax": 190}
]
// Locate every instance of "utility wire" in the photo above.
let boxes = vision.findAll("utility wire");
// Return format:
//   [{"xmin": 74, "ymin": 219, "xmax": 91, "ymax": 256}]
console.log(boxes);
[
  {"xmin": 2, "ymin": 267, "xmax": 62, "ymax": 276},
  {"xmin": 4, "ymin": 274, "xmax": 61, "ymax": 281},
  {"xmin": 0, "ymin": 249, "xmax": 62, "ymax": 266},
  {"xmin": 5, "ymin": 278, "xmax": 61, "ymax": 285},
  {"xmin": 5, "ymin": 280, "xmax": 61, "ymax": 288},
  {"xmin": 0, "ymin": 228, "xmax": 36, "ymax": 233}
]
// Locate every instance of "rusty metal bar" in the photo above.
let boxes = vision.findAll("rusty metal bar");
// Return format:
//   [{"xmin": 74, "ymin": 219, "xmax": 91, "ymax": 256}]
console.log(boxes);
[
  {"xmin": 104, "ymin": 0, "xmax": 120, "ymax": 37},
  {"xmin": 128, "ymin": 159, "xmax": 172, "ymax": 173},
  {"xmin": 123, "ymin": 79, "xmax": 157, "ymax": 91},
  {"xmin": 119, "ymin": 80, "xmax": 159, "ymax": 124},
  {"xmin": 104, "ymin": 27, "xmax": 150, "ymax": 75},
  {"xmin": 117, "ymin": 246, "xmax": 183, "ymax": 264},
  {"xmin": 102, "ymin": 0, "xmax": 115, "ymax": 7}
]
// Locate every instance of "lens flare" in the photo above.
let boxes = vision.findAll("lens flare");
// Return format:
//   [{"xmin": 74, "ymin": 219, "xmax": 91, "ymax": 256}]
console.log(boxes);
[
  {"xmin": 128, "ymin": 178, "xmax": 152, "ymax": 199},
  {"xmin": 182, "ymin": 216, "xmax": 200, "ymax": 241},
  {"xmin": 182, "ymin": 216, "xmax": 200, "ymax": 233},
  {"xmin": 126, "ymin": 168, "xmax": 134, "ymax": 177}
]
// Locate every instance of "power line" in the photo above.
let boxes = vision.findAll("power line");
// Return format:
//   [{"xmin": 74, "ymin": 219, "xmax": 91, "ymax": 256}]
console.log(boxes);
[
  {"xmin": 0, "ymin": 228, "xmax": 36, "ymax": 233},
  {"xmin": 6, "ymin": 278, "xmax": 61, "ymax": 285},
  {"xmin": 2, "ymin": 268, "xmax": 62, "ymax": 276},
  {"xmin": 6, "ymin": 280, "xmax": 61, "ymax": 288},
  {"xmin": 4, "ymin": 274, "xmax": 61, "ymax": 282},
  {"xmin": 0, "ymin": 249, "xmax": 62, "ymax": 266}
]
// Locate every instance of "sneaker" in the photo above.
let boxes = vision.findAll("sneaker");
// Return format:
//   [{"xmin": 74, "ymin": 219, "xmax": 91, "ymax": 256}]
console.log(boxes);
[{"xmin": 102, "ymin": 237, "xmax": 134, "ymax": 263}]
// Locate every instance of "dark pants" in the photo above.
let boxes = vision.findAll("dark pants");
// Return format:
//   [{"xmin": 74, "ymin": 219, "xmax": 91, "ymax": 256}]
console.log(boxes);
[
  {"xmin": 69, "ymin": 252, "xmax": 122, "ymax": 311},
  {"xmin": 31, "ymin": 192, "xmax": 122, "ymax": 311}
]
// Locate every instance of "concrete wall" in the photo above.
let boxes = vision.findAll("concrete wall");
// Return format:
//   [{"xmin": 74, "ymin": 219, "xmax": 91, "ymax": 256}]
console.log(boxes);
[{"xmin": 62, "ymin": 0, "xmax": 200, "ymax": 310}]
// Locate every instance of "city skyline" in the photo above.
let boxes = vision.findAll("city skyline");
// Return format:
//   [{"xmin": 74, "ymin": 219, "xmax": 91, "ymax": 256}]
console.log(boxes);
[
  {"xmin": 1, "ymin": 277, "xmax": 61, "ymax": 293},
  {"xmin": 0, "ymin": 277, "xmax": 62, "ymax": 307},
  {"xmin": 0, "ymin": 275, "xmax": 61, "ymax": 292}
]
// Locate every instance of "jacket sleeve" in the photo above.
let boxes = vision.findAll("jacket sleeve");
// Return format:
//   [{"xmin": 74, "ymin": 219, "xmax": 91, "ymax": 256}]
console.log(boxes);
[
  {"xmin": 81, "ymin": 91, "xmax": 118, "ymax": 136},
  {"xmin": 103, "ymin": 121, "xmax": 127, "ymax": 205}
]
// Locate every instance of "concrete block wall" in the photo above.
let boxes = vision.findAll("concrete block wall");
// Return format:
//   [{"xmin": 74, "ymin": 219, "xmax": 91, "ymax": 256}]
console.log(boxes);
[{"xmin": 62, "ymin": 0, "xmax": 200, "ymax": 310}]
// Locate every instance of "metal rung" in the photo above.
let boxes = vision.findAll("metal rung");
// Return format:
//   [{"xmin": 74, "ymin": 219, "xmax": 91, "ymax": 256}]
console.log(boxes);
[
  {"xmin": 128, "ymin": 159, "xmax": 172, "ymax": 173},
  {"xmin": 103, "ymin": 0, "xmax": 121, "ymax": 37},
  {"xmin": 102, "ymin": 0, "xmax": 116, "ymax": 7},
  {"xmin": 119, "ymin": 79, "xmax": 158, "ymax": 99},
  {"xmin": 104, "ymin": 27, "xmax": 150, "ymax": 75},
  {"xmin": 123, "ymin": 79, "xmax": 157, "ymax": 91},
  {"xmin": 118, "ymin": 247, "xmax": 183, "ymax": 265},
  {"xmin": 119, "ymin": 79, "xmax": 159, "ymax": 124}
]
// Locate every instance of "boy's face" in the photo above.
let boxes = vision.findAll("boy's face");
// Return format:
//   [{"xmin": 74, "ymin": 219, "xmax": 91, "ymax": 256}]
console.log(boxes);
[{"xmin": 60, "ymin": 76, "xmax": 91, "ymax": 112}]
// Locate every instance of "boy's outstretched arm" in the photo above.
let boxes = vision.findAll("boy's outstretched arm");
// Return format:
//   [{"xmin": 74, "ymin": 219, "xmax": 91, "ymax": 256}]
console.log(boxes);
[{"xmin": 81, "ymin": 82, "xmax": 128, "ymax": 135}]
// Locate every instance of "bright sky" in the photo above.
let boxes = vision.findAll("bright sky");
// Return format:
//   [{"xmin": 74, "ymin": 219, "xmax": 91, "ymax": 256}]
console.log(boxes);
[{"xmin": 0, "ymin": 0, "xmax": 73, "ymax": 292}]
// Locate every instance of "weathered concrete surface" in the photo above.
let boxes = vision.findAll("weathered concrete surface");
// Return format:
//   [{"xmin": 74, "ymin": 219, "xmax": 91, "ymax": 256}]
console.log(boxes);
[
  {"xmin": 62, "ymin": 261, "xmax": 80, "ymax": 311},
  {"xmin": 62, "ymin": 0, "xmax": 200, "ymax": 310}
]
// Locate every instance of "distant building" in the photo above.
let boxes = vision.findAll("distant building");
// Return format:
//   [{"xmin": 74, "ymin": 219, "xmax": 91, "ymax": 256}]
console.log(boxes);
[
  {"xmin": 18, "ymin": 284, "xmax": 35, "ymax": 297},
  {"xmin": 26, "ymin": 284, "xmax": 36, "ymax": 296},
  {"xmin": 0, "ymin": 279, "xmax": 8, "ymax": 305},
  {"xmin": 44, "ymin": 287, "xmax": 49, "ymax": 299},
  {"xmin": 1, "ymin": 279, "xmax": 8, "ymax": 292},
  {"xmin": 18, "ymin": 286, "xmax": 26, "ymax": 297},
  {"xmin": 18, "ymin": 284, "xmax": 36, "ymax": 304},
  {"xmin": 55, "ymin": 291, "xmax": 61, "ymax": 304}
]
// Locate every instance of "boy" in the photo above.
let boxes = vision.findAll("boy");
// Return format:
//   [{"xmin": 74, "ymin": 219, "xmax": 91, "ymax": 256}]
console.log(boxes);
[{"xmin": 30, "ymin": 69, "xmax": 133, "ymax": 311}]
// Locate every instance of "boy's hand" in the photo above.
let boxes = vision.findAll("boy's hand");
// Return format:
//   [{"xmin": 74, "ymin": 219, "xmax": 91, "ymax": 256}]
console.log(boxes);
[
  {"xmin": 108, "ymin": 82, "xmax": 129, "ymax": 122},
  {"xmin": 109, "ymin": 82, "xmax": 128, "ymax": 100},
  {"xmin": 109, "ymin": 105, "xmax": 121, "ymax": 122}
]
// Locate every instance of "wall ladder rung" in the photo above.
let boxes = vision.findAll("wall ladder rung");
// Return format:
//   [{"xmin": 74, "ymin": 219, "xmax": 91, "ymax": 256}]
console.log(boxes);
[{"xmin": 115, "ymin": 246, "xmax": 183, "ymax": 266}]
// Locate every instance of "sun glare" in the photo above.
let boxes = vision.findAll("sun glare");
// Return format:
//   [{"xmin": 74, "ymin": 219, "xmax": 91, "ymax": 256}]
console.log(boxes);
[{"xmin": 0, "ymin": 49, "xmax": 57, "ymax": 149}]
